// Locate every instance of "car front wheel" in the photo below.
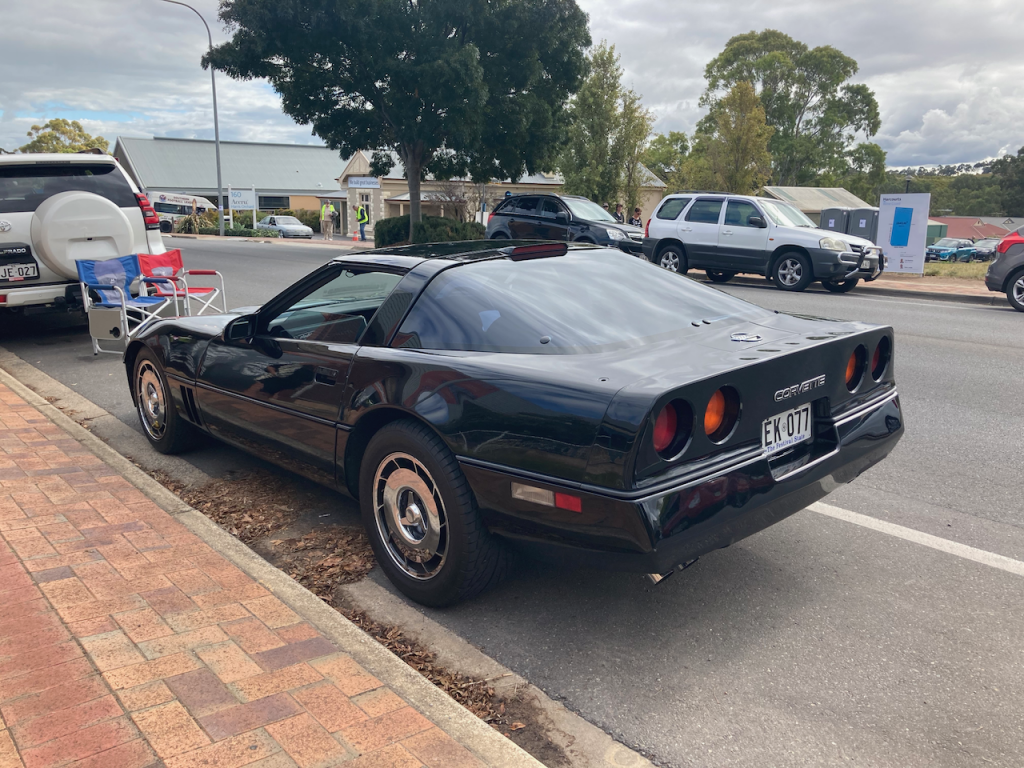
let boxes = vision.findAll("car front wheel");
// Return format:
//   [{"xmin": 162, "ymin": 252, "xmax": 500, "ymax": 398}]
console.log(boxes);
[
  {"xmin": 132, "ymin": 348, "xmax": 203, "ymax": 454},
  {"xmin": 359, "ymin": 420, "xmax": 512, "ymax": 607},
  {"xmin": 705, "ymin": 269, "xmax": 735, "ymax": 283},
  {"xmin": 1007, "ymin": 271, "xmax": 1024, "ymax": 312},
  {"xmin": 821, "ymin": 278, "xmax": 859, "ymax": 293},
  {"xmin": 773, "ymin": 253, "xmax": 814, "ymax": 292}
]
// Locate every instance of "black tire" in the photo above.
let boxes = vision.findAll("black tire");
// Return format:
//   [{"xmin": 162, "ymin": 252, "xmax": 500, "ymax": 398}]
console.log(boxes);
[
  {"xmin": 1007, "ymin": 270, "xmax": 1024, "ymax": 312},
  {"xmin": 575, "ymin": 237, "xmax": 595, "ymax": 244},
  {"xmin": 359, "ymin": 420, "xmax": 513, "ymax": 607},
  {"xmin": 654, "ymin": 244, "xmax": 686, "ymax": 273},
  {"xmin": 821, "ymin": 278, "xmax": 859, "ymax": 293},
  {"xmin": 705, "ymin": 269, "xmax": 735, "ymax": 283},
  {"xmin": 132, "ymin": 348, "xmax": 203, "ymax": 454},
  {"xmin": 772, "ymin": 252, "xmax": 814, "ymax": 292},
  {"xmin": 489, "ymin": 232, "xmax": 509, "ymax": 239}
]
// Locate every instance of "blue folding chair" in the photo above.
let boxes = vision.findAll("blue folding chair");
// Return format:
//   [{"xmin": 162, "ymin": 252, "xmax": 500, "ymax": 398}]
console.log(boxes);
[{"xmin": 76, "ymin": 255, "xmax": 178, "ymax": 355}]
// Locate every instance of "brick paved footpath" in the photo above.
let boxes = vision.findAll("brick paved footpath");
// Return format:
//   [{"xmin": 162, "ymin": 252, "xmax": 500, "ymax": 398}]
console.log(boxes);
[{"xmin": 0, "ymin": 381, "xmax": 490, "ymax": 768}]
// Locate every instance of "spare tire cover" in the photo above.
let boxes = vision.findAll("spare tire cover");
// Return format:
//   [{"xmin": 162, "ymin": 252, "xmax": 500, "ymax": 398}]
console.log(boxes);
[{"xmin": 30, "ymin": 191, "xmax": 134, "ymax": 280}]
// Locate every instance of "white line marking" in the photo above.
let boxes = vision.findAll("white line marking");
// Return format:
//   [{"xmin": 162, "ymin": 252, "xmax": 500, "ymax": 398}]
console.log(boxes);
[{"xmin": 810, "ymin": 502, "xmax": 1024, "ymax": 578}]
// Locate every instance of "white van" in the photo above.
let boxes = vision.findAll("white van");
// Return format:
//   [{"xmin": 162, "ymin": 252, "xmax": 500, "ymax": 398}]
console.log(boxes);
[
  {"xmin": 0, "ymin": 153, "xmax": 165, "ymax": 314},
  {"xmin": 150, "ymin": 192, "xmax": 217, "ymax": 233}
]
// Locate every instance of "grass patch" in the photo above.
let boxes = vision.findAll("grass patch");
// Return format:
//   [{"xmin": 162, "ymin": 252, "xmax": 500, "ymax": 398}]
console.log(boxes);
[{"xmin": 922, "ymin": 261, "xmax": 989, "ymax": 280}]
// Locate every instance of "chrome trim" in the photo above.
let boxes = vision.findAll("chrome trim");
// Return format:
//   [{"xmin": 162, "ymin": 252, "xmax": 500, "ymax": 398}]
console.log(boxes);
[
  {"xmin": 771, "ymin": 446, "xmax": 841, "ymax": 483},
  {"xmin": 833, "ymin": 389, "xmax": 898, "ymax": 427}
]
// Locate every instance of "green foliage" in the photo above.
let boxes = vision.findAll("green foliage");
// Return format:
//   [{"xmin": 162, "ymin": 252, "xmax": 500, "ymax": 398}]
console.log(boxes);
[
  {"xmin": 615, "ymin": 90, "xmax": 655, "ymax": 213},
  {"xmin": 19, "ymin": 119, "xmax": 109, "ymax": 154},
  {"xmin": 685, "ymin": 82, "xmax": 773, "ymax": 195},
  {"xmin": 206, "ymin": 0, "xmax": 590, "ymax": 237},
  {"xmin": 991, "ymin": 147, "xmax": 1024, "ymax": 216},
  {"xmin": 702, "ymin": 30, "xmax": 880, "ymax": 186},
  {"xmin": 197, "ymin": 227, "xmax": 277, "ymax": 237},
  {"xmin": 373, "ymin": 215, "xmax": 484, "ymax": 248},
  {"xmin": 642, "ymin": 131, "xmax": 689, "ymax": 186},
  {"xmin": 175, "ymin": 213, "xmax": 203, "ymax": 234}
]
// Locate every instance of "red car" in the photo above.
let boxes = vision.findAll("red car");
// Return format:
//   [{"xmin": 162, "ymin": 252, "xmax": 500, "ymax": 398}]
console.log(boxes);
[{"xmin": 986, "ymin": 227, "xmax": 1024, "ymax": 312}]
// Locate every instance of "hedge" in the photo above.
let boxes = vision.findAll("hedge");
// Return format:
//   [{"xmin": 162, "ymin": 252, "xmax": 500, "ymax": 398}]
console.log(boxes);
[
  {"xmin": 374, "ymin": 215, "xmax": 485, "ymax": 248},
  {"xmin": 228, "ymin": 209, "xmax": 322, "ymax": 233},
  {"xmin": 197, "ymin": 227, "xmax": 278, "ymax": 238}
]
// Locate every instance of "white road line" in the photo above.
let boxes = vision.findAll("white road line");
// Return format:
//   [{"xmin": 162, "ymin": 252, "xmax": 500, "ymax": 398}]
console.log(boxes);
[{"xmin": 811, "ymin": 501, "xmax": 1024, "ymax": 578}]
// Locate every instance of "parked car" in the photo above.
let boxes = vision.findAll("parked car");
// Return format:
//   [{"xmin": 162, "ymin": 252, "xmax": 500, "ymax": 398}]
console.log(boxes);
[
  {"xmin": 986, "ymin": 227, "xmax": 1024, "ymax": 312},
  {"xmin": 257, "ymin": 215, "xmax": 314, "ymax": 239},
  {"xmin": 971, "ymin": 238, "xmax": 1001, "ymax": 261},
  {"xmin": 485, "ymin": 193, "xmax": 643, "ymax": 254},
  {"xmin": 642, "ymin": 193, "xmax": 883, "ymax": 293},
  {"xmin": 925, "ymin": 238, "xmax": 975, "ymax": 263},
  {"xmin": 123, "ymin": 240, "xmax": 903, "ymax": 606},
  {"xmin": 0, "ymin": 153, "xmax": 164, "ymax": 316}
]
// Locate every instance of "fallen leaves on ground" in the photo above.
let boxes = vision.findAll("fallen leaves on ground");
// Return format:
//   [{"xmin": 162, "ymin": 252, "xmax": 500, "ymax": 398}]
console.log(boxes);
[{"xmin": 272, "ymin": 527, "xmax": 376, "ymax": 594}]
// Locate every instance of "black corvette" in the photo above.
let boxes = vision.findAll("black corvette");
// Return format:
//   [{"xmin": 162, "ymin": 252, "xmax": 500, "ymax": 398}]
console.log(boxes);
[{"xmin": 124, "ymin": 241, "xmax": 904, "ymax": 606}]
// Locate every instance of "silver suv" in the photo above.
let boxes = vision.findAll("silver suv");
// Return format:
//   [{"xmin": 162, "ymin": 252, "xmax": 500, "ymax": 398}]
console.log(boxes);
[
  {"xmin": 0, "ymin": 153, "xmax": 165, "ymax": 315},
  {"xmin": 642, "ymin": 193, "xmax": 882, "ymax": 293}
]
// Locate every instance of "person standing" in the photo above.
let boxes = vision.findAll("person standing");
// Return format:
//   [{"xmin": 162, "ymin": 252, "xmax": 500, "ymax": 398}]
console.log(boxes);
[
  {"xmin": 357, "ymin": 204, "xmax": 369, "ymax": 241},
  {"xmin": 628, "ymin": 207, "xmax": 643, "ymax": 227},
  {"xmin": 613, "ymin": 202, "xmax": 625, "ymax": 223},
  {"xmin": 320, "ymin": 200, "xmax": 335, "ymax": 240}
]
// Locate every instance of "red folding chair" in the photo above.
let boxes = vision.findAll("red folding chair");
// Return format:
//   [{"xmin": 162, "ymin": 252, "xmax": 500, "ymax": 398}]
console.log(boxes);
[{"xmin": 138, "ymin": 250, "xmax": 227, "ymax": 316}]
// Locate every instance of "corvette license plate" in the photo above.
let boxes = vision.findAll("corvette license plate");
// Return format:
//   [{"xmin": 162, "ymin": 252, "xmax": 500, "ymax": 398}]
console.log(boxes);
[
  {"xmin": 762, "ymin": 403, "xmax": 812, "ymax": 456},
  {"xmin": 0, "ymin": 263, "xmax": 38, "ymax": 282}
]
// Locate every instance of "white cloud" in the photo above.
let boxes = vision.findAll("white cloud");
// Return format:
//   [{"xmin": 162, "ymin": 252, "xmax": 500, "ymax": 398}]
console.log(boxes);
[{"xmin": 2, "ymin": 0, "xmax": 1022, "ymax": 166}]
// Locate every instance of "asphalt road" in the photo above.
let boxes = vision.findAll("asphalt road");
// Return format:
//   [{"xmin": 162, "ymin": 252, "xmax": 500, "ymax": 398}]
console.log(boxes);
[{"xmin": 3, "ymin": 238, "xmax": 1024, "ymax": 767}]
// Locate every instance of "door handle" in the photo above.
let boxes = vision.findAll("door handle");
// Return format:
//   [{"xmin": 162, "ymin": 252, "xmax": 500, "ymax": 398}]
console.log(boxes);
[
  {"xmin": 721, "ymin": 230, "xmax": 733, "ymax": 236},
  {"xmin": 679, "ymin": 226, "xmax": 692, "ymax": 232},
  {"xmin": 315, "ymin": 366, "xmax": 338, "ymax": 385}
]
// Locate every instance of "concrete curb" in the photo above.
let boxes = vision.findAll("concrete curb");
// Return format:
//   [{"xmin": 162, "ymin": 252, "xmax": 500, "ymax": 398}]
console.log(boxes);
[
  {"xmin": 717, "ymin": 275, "xmax": 1005, "ymax": 306},
  {"xmin": 166, "ymin": 234, "xmax": 372, "ymax": 249},
  {"xmin": 0, "ymin": 365, "xmax": 542, "ymax": 768}
]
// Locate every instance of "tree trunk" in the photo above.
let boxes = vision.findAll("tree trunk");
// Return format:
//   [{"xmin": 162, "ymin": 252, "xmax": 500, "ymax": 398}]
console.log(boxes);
[{"xmin": 405, "ymin": 145, "xmax": 423, "ymax": 242}]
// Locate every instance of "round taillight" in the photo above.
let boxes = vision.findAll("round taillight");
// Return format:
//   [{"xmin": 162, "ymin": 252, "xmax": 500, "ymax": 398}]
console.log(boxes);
[
  {"xmin": 653, "ymin": 404, "xmax": 677, "ymax": 454},
  {"xmin": 871, "ymin": 336, "xmax": 891, "ymax": 380},
  {"xmin": 652, "ymin": 400, "xmax": 694, "ymax": 458},
  {"xmin": 704, "ymin": 387, "xmax": 740, "ymax": 442},
  {"xmin": 845, "ymin": 346, "xmax": 867, "ymax": 391}
]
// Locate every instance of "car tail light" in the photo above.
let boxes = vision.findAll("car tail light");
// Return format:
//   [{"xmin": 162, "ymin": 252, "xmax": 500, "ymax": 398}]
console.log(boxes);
[
  {"xmin": 846, "ymin": 346, "xmax": 867, "ymax": 391},
  {"xmin": 510, "ymin": 482, "xmax": 582, "ymax": 513},
  {"xmin": 644, "ymin": 218, "xmax": 651, "ymax": 238},
  {"xmin": 871, "ymin": 336, "xmax": 891, "ymax": 380},
  {"xmin": 704, "ymin": 387, "xmax": 739, "ymax": 442},
  {"xmin": 0, "ymin": 295, "xmax": 6, "ymax": 304},
  {"xmin": 651, "ymin": 400, "xmax": 694, "ymax": 458},
  {"xmin": 487, "ymin": 211, "xmax": 495, "ymax": 224},
  {"xmin": 135, "ymin": 193, "xmax": 161, "ymax": 230}
]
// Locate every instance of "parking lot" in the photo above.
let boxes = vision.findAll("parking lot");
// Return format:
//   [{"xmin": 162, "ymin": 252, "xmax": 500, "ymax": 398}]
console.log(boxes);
[{"xmin": 3, "ymin": 237, "xmax": 1024, "ymax": 767}]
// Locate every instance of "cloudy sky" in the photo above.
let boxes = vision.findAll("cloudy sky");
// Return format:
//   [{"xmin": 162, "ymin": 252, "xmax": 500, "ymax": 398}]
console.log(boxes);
[{"xmin": 2, "ymin": 0, "xmax": 1022, "ymax": 167}]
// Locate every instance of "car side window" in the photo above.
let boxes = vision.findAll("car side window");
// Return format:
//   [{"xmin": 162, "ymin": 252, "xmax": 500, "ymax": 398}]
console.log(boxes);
[
  {"xmin": 269, "ymin": 218, "xmax": 276, "ymax": 226},
  {"xmin": 263, "ymin": 269, "xmax": 404, "ymax": 345},
  {"xmin": 514, "ymin": 197, "xmax": 539, "ymax": 215},
  {"xmin": 539, "ymin": 200, "xmax": 561, "ymax": 219},
  {"xmin": 724, "ymin": 200, "xmax": 760, "ymax": 228},
  {"xmin": 685, "ymin": 198, "xmax": 725, "ymax": 224},
  {"xmin": 656, "ymin": 197, "xmax": 690, "ymax": 220}
]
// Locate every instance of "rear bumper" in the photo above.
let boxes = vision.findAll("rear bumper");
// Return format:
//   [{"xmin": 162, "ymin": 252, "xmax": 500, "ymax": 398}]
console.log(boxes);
[
  {"xmin": 642, "ymin": 238, "xmax": 658, "ymax": 261},
  {"xmin": 0, "ymin": 282, "xmax": 76, "ymax": 309},
  {"xmin": 465, "ymin": 390, "xmax": 903, "ymax": 573}
]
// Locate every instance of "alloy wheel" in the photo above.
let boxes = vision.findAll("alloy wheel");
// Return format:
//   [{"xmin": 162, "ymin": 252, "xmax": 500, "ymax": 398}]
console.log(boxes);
[
  {"xmin": 1014, "ymin": 275, "xmax": 1024, "ymax": 306},
  {"xmin": 659, "ymin": 250, "xmax": 680, "ymax": 272},
  {"xmin": 778, "ymin": 257, "xmax": 804, "ymax": 287},
  {"xmin": 373, "ymin": 452, "xmax": 449, "ymax": 580},
  {"xmin": 135, "ymin": 361, "xmax": 166, "ymax": 441}
]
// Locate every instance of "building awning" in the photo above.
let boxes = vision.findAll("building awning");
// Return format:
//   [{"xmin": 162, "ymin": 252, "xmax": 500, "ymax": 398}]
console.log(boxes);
[{"xmin": 763, "ymin": 186, "xmax": 872, "ymax": 213}]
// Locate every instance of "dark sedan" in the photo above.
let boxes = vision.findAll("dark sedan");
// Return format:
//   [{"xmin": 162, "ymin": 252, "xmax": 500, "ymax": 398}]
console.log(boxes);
[{"xmin": 124, "ymin": 241, "xmax": 904, "ymax": 606}]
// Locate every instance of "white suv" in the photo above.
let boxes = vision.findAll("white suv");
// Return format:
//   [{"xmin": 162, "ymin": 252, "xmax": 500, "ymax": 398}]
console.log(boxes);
[
  {"xmin": 642, "ymin": 193, "xmax": 882, "ymax": 293},
  {"xmin": 0, "ymin": 153, "xmax": 165, "ymax": 315}
]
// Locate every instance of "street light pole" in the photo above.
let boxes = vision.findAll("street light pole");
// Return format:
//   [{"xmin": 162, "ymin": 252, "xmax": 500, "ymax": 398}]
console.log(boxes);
[
  {"xmin": 905, "ymin": 174, "xmax": 912, "ymax": 194},
  {"xmin": 158, "ymin": 0, "xmax": 225, "ymax": 236}
]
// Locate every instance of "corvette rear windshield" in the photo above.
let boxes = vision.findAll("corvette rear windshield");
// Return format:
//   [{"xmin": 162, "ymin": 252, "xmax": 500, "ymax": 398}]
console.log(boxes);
[
  {"xmin": 0, "ymin": 163, "xmax": 136, "ymax": 213},
  {"xmin": 393, "ymin": 251, "xmax": 768, "ymax": 354}
]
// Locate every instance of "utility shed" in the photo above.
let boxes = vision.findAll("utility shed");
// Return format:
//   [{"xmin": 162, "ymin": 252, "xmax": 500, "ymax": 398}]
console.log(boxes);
[{"xmin": 763, "ymin": 186, "xmax": 872, "ymax": 219}]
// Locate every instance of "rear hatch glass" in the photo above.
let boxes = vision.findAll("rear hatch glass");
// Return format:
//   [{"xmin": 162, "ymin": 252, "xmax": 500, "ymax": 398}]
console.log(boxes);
[{"xmin": 0, "ymin": 163, "xmax": 136, "ymax": 214}]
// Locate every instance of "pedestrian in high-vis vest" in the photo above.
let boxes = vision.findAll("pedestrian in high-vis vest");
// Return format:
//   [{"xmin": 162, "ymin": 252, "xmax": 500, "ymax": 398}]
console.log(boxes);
[
  {"xmin": 320, "ymin": 200, "xmax": 335, "ymax": 240},
  {"xmin": 357, "ymin": 205, "xmax": 369, "ymax": 241}
]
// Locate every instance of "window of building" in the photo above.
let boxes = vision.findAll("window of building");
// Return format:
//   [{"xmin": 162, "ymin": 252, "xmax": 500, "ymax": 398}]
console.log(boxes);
[{"xmin": 258, "ymin": 196, "xmax": 289, "ymax": 210}]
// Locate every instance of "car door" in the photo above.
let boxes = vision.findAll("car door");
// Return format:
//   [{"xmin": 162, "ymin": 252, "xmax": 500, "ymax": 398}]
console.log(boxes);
[
  {"xmin": 506, "ymin": 197, "xmax": 541, "ymax": 239},
  {"xmin": 678, "ymin": 197, "xmax": 725, "ymax": 266},
  {"xmin": 534, "ymin": 199, "xmax": 570, "ymax": 241},
  {"xmin": 719, "ymin": 199, "xmax": 770, "ymax": 272},
  {"xmin": 196, "ymin": 266, "xmax": 404, "ymax": 485}
]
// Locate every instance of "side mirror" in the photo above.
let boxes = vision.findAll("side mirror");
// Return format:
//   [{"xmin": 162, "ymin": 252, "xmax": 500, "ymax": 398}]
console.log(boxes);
[
  {"xmin": 748, "ymin": 216, "xmax": 767, "ymax": 228},
  {"xmin": 226, "ymin": 315, "xmax": 256, "ymax": 342},
  {"xmin": 555, "ymin": 212, "xmax": 569, "ymax": 224}
]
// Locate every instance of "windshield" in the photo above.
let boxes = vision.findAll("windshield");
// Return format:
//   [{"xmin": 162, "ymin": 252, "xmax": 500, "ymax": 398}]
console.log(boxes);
[
  {"xmin": 759, "ymin": 200, "xmax": 816, "ymax": 228},
  {"xmin": 563, "ymin": 198, "xmax": 617, "ymax": 223},
  {"xmin": 275, "ymin": 216, "xmax": 302, "ymax": 225},
  {"xmin": 393, "ymin": 250, "xmax": 768, "ymax": 355},
  {"xmin": 975, "ymin": 239, "xmax": 998, "ymax": 247},
  {"xmin": 933, "ymin": 238, "xmax": 958, "ymax": 247}
]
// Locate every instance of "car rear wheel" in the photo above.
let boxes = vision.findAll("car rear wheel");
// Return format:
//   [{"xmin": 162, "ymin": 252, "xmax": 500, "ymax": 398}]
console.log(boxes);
[
  {"xmin": 132, "ymin": 348, "xmax": 203, "ymax": 455},
  {"xmin": 773, "ymin": 253, "xmax": 814, "ymax": 292},
  {"xmin": 705, "ymin": 269, "xmax": 735, "ymax": 283},
  {"xmin": 1007, "ymin": 271, "xmax": 1024, "ymax": 312},
  {"xmin": 655, "ymin": 245, "xmax": 686, "ymax": 273},
  {"xmin": 821, "ymin": 278, "xmax": 859, "ymax": 293},
  {"xmin": 359, "ymin": 420, "xmax": 513, "ymax": 607},
  {"xmin": 489, "ymin": 232, "xmax": 508, "ymax": 239}
]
